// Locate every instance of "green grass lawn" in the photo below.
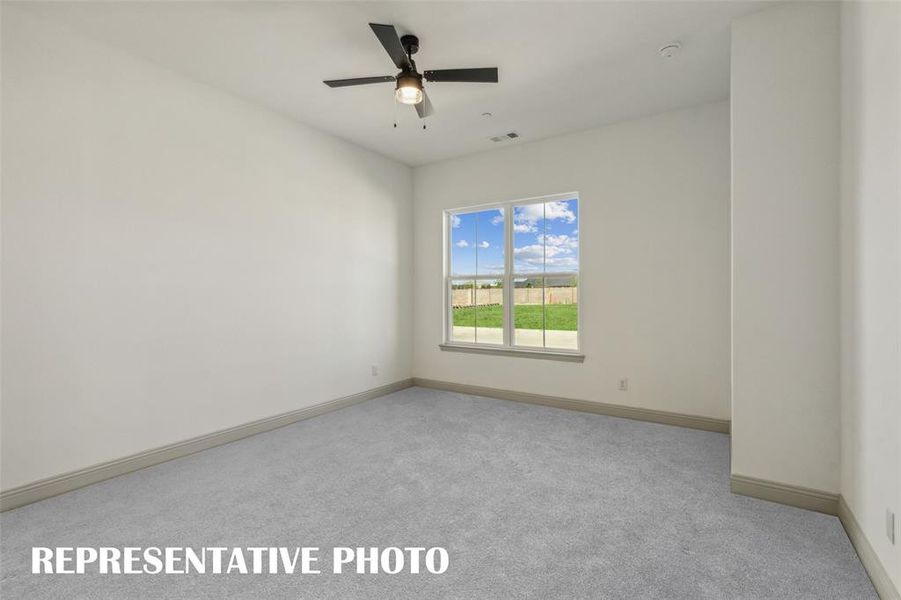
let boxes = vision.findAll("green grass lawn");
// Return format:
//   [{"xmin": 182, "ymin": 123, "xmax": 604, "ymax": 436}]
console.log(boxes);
[{"xmin": 453, "ymin": 304, "xmax": 577, "ymax": 330}]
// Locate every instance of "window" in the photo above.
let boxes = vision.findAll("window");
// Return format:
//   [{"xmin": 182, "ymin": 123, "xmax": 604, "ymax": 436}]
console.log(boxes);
[{"xmin": 444, "ymin": 193, "xmax": 581, "ymax": 357}]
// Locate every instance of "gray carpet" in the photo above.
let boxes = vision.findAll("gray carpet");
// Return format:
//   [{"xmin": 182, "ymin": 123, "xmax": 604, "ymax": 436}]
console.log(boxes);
[{"xmin": 0, "ymin": 387, "xmax": 876, "ymax": 599}]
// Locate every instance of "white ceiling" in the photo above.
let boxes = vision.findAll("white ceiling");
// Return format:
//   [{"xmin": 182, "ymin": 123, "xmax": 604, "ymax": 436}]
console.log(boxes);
[{"xmin": 18, "ymin": 1, "xmax": 769, "ymax": 166}]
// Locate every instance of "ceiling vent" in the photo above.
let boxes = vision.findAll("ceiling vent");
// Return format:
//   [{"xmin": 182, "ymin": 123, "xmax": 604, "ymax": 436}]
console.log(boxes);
[{"xmin": 489, "ymin": 132, "xmax": 520, "ymax": 143}]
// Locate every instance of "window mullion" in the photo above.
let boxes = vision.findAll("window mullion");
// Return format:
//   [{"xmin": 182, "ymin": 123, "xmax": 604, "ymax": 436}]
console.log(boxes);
[
  {"xmin": 445, "ymin": 213, "xmax": 452, "ymax": 344},
  {"xmin": 542, "ymin": 202, "xmax": 547, "ymax": 349},
  {"xmin": 503, "ymin": 204, "xmax": 513, "ymax": 347}
]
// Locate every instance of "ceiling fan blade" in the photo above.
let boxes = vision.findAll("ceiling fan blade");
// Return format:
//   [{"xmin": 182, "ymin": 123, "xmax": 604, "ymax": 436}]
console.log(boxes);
[
  {"xmin": 415, "ymin": 89, "xmax": 435, "ymax": 119},
  {"xmin": 369, "ymin": 23, "xmax": 412, "ymax": 71},
  {"xmin": 424, "ymin": 68, "xmax": 498, "ymax": 83},
  {"xmin": 323, "ymin": 76, "xmax": 395, "ymax": 88}
]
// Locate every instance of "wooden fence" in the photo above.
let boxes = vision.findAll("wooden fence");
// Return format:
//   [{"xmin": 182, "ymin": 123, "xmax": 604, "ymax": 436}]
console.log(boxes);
[{"xmin": 452, "ymin": 287, "xmax": 577, "ymax": 307}]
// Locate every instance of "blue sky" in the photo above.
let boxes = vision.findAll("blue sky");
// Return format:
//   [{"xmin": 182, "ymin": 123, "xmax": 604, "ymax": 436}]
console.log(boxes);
[{"xmin": 451, "ymin": 199, "xmax": 579, "ymax": 276}]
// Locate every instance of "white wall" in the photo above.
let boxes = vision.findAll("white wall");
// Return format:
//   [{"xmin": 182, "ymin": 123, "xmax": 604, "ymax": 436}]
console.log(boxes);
[
  {"xmin": 412, "ymin": 102, "xmax": 731, "ymax": 420},
  {"xmin": 730, "ymin": 1, "xmax": 841, "ymax": 494},
  {"xmin": 840, "ymin": 0, "xmax": 901, "ymax": 590},
  {"xmin": 0, "ymin": 8, "xmax": 413, "ymax": 491}
]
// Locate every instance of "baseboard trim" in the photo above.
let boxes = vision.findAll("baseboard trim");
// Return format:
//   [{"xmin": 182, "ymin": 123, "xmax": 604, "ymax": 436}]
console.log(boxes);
[
  {"xmin": 0, "ymin": 378, "xmax": 414, "ymax": 512},
  {"xmin": 411, "ymin": 378, "xmax": 730, "ymax": 433},
  {"xmin": 730, "ymin": 477, "xmax": 899, "ymax": 597},
  {"xmin": 839, "ymin": 495, "xmax": 901, "ymax": 600},
  {"xmin": 730, "ymin": 474, "xmax": 839, "ymax": 515}
]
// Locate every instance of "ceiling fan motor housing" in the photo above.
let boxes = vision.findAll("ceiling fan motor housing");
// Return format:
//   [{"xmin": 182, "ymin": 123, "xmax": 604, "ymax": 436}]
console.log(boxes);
[
  {"xmin": 396, "ymin": 72, "xmax": 422, "ymax": 89},
  {"xmin": 400, "ymin": 34, "xmax": 419, "ymax": 56}
]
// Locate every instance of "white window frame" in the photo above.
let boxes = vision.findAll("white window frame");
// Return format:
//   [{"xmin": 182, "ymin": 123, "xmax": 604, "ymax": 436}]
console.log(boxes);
[{"xmin": 441, "ymin": 192, "xmax": 583, "ymax": 361}]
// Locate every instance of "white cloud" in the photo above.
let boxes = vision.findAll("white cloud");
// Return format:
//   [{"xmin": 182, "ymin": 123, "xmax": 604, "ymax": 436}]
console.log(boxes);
[
  {"xmin": 514, "ymin": 254, "xmax": 578, "ymax": 270},
  {"xmin": 491, "ymin": 208, "xmax": 504, "ymax": 226},
  {"xmin": 544, "ymin": 256, "xmax": 579, "ymax": 268},
  {"xmin": 514, "ymin": 244, "xmax": 570, "ymax": 260},
  {"xmin": 514, "ymin": 232, "xmax": 579, "ymax": 270},
  {"xmin": 539, "ymin": 234, "xmax": 579, "ymax": 250},
  {"xmin": 545, "ymin": 201, "xmax": 577, "ymax": 223},
  {"xmin": 514, "ymin": 222, "xmax": 536, "ymax": 233},
  {"xmin": 514, "ymin": 201, "xmax": 576, "ymax": 228},
  {"xmin": 514, "ymin": 244, "xmax": 543, "ymax": 258},
  {"xmin": 455, "ymin": 240, "xmax": 469, "ymax": 248},
  {"xmin": 479, "ymin": 241, "xmax": 490, "ymax": 249},
  {"xmin": 451, "ymin": 215, "xmax": 461, "ymax": 228}
]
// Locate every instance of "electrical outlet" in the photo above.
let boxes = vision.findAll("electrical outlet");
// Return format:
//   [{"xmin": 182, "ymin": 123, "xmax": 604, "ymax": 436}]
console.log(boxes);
[
  {"xmin": 371, "ymin": 365, "xmax": 378, "ymax": 377},
  {"xmin": 888, "ymin": 509, "xmax": 896, "ymax": 544},
  {"xmin": 618, "ymin": 378, "xmax": 628, "ymax": 391}
]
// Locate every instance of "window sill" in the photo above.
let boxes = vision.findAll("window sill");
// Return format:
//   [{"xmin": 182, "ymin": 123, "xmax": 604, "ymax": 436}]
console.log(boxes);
[{"xmin": 438, "ymin": 343, "xmax": 585, "ymax": 363}]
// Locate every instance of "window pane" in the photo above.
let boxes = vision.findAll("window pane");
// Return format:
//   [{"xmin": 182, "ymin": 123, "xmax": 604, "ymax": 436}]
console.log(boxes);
[
  {"xmin": 451, "ymin": 208, "xmax": 505, "ymax": 276},
  {"xmin": 450, "ymin": 213, "xmax": 476, "ymax": 276},
  {"xmin": 477, "ymin": 208, "xmax": 505, "ymax": 276},
  {"xmin": 450, "ymin": 279, "xmax": 476, "ymax": 343},
  {"xmin": 513, "ymin": 199, "xmax": 579, "ymax": 274},
  {"xmin": 513, "ymin": 203, "xmax": 546, "ymax": 274},
  {"xmin": 544, "ymin": 275, "xmax": 579, "ymax": 350},
  {"xmin": 513, "ymin": 277, "xmax": 544, "ymax": 348},
  {"xmin": 474, "ymin": 279, "xmax": 504, "ymax": 345},
  {"xmin": 544, "ymin": 199, "xmax": 579, "ymax": 273}
]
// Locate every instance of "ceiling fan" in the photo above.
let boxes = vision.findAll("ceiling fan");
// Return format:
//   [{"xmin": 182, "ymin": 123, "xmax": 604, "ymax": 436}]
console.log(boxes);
[{"xmin": 323, "ymin": 23, "xmax": 499, "ymax": 119}]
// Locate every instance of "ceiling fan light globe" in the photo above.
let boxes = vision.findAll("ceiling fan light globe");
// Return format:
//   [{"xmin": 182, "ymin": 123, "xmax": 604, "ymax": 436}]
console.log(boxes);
[
  {"xmin": 395, "ymin": 86, "xmax": 423, "ymax": 105},
  {"xmin": 395, "ymin": 74, "xmax": 423, "ymax": 105}
]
